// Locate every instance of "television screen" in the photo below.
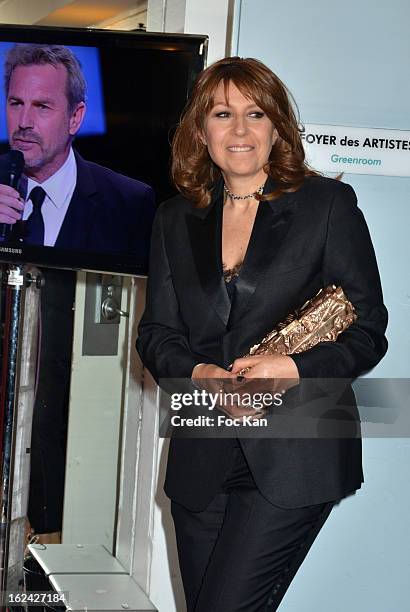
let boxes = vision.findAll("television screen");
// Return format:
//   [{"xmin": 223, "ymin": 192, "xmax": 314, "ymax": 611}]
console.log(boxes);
[{"xmin": 0, "ymin": 24, "xmax": 207, "ymax": 275}]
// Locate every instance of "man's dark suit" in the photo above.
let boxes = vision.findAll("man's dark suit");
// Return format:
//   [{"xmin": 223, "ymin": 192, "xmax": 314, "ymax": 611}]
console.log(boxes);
[
  {"xmin": 137, "ymin": 176, "xmax": 388, "ymax": 511},
  {"xmin": 2, "ymin": 151, "xmax": 155, "ymax": 256},
  {"xmin": 54, "ymin": 153, "xmax": 155, "ymax": 255}
]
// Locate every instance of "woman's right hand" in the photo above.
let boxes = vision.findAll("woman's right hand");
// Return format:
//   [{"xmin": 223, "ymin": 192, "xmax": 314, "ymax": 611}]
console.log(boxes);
[
  {"xmin": 191, "ymin": 363, "xmax": 233, "ymax": 380},
  {"xmin": 191, "ymin": 363, "xmax": 266, "ymax": 419}
]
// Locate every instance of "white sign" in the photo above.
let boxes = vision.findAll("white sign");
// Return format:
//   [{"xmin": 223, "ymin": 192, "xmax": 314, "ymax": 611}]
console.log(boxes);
[{"xmin": 301, "ymin": 124, "xmax": 410, "ymax": 177}]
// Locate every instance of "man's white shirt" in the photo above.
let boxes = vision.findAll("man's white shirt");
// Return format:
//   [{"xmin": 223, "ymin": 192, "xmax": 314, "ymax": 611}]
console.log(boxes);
[{"xmin": 22, "ymin": 147, "xmax": 77, "ymax": 247}]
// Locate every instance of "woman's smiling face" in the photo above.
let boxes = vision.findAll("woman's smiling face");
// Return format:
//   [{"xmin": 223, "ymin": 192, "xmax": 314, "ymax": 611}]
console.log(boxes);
[{"xmin": 202, "ymin": 80, "xmax": 277, "ymax": 187}]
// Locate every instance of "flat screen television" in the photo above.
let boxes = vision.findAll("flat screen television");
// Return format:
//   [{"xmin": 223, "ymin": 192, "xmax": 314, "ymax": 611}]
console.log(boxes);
[{"xmin": 0, "ymin": 24, "xmax": 207, "ymax": 275}]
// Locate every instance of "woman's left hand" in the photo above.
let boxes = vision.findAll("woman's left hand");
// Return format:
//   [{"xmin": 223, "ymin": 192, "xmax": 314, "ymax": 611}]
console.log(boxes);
[
  {"xmin": 231, "ymin": 353, "xmax": 299, "ymax": 378},
  {"xmin": 230, "ymin": 354, "xmax": 300, "ymax": 393}
]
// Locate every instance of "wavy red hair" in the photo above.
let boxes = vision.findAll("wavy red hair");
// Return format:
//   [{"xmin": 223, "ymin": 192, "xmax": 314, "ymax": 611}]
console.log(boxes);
[{"xmin": 171, "ymin": 56, "xmax": 317, "ymax": 208}]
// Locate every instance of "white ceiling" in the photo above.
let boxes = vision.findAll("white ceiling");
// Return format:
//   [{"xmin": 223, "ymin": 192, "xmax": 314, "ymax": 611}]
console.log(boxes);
[{"xmin": 0, "ymin": 0, "xmax": 147, "ymax": 28}]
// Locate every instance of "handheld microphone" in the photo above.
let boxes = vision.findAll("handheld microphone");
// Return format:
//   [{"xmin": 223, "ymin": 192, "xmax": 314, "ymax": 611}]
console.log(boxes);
[{"xmin": 0, "ymin": 149, "xmax": 25, "ymax": 242}]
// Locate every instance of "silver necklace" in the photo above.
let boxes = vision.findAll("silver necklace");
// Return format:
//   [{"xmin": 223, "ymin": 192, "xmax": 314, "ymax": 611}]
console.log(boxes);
[{"xmin": 223, "ymin": 183, "xmax": 264, "ymax": 201}]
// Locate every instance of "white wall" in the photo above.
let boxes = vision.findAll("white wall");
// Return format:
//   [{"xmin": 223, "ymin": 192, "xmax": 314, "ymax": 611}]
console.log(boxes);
[{"xmin": 63, "ymin": 274, "xmax": 132, "ymax": 551}]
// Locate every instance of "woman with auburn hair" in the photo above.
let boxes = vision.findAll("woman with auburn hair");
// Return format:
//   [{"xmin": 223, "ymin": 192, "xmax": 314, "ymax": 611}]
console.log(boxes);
[
  {"xmin": 137, "ymin": 57, "xmax": 387, "ymax": 611},
  {"xmin": 172, "ymin": 57, "xmax": 315, "ymax": 208}
]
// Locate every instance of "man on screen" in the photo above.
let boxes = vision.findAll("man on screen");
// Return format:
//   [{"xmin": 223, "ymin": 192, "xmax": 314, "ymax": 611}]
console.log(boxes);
[
  {"xmin": 0, "ymin": 44, "xmax": 155, "ymax": 544},
  {"xmin": 0, "ymin": 43, "xmax": 155, "ymax": 254}
]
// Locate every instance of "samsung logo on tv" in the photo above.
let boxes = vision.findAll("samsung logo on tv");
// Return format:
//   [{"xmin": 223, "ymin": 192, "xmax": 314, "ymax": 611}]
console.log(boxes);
[{"xmin": 0, "ymin": 246, "xmax": 22, "ymax": 254}]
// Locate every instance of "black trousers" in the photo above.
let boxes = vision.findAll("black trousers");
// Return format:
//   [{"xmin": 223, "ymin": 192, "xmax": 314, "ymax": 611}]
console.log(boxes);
[{"xmin": 171, "ymin": 441, "xmax": 334, "ymax": 612}]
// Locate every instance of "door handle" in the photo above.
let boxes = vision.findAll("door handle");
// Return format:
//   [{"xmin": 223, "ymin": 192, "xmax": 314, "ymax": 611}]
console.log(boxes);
[{"xmin": 101, "ymin": 296, "xmax": 129, "ymax": 321}]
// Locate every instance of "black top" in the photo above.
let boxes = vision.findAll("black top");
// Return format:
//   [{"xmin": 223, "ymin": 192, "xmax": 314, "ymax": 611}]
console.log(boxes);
[{"xmin": 223, "ymin": 262, "xmax": 242, "ymax": 301}]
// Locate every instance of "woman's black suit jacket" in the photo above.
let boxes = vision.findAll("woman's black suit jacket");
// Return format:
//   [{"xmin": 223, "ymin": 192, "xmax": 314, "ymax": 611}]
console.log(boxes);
[{"xmin": 137, "ymin": 176, "xmax": 388, "ymax": 510}]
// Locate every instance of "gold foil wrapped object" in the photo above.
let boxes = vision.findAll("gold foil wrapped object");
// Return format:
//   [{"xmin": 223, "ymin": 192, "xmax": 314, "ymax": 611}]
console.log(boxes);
[{"xmin": 244, "ymin": 285, "xmax": 357, "ymax": 358}]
